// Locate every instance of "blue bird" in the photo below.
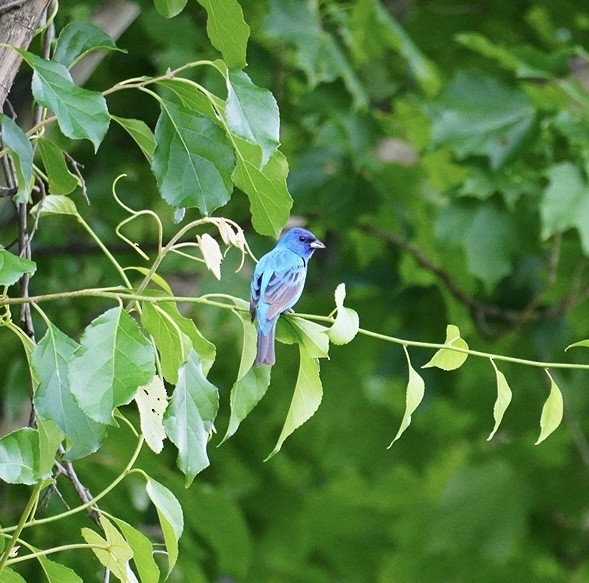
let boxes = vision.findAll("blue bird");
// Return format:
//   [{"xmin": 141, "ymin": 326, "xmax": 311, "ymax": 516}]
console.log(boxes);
[{"xmin": 250, "ymin": 228, "xmax": 325, "ymax": 366}]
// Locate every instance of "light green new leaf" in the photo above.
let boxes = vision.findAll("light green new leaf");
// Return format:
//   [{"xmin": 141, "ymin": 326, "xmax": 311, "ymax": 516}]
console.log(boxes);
[
  {"xmin": 37, "ymin": 138, "xmax": 79, "ymax": 195},
  {"xmin": 70, "ymin": 307, "xmax": 156, "ymax": 424},
  {"xmin": 152, "ymin": 99, "xmax": 235, "ymax": 215},
  {"xmin": 0, "ymin": 114, "xmax": 33, "ymax": 203},
  {"xmin": 112, "ymin": 517, "xmax": 160, "ymax": 583},
  {"xmin": 111, "ymin": 116, "xmax": 156, "ymax": 162},
  {"xmin": 566, "ymin": 339, "xmax": 589, "ymax": 350},
  {"xmin": 535, "ymin": 370, "xmax": 564, "ymax": 445},
  {"xmin": 154, "ymin": 0, "xmax": 188, "ymax": 18},
  {"xmin": 488, "ymin": 360, "xmax": 513, "ymax": 441},
  {"xmin": 232, "ymin": 136, "xmax": 293, "ymax": 238},
  {"xmin": 0, "ymin": 568, "xmax": 27, "ymax": 582},
  {"xmin": 0, "ymin": 428, "xmax": 41, "ymax": 485},
  {"xmin": 196, "ymin": 0, "xmax": 250, "ymax": 69},
  {"xmin": 82, "ymin": 516, "xmax": 133, "ymax": 581},
  {"xmin": 198, "ymin": 233, "xmax": 223, "ymax": 279},
  {"xmin": 17, "ymin": 51, "xmax": 109, "ymax": 151},
  {"xmin": 146, "ymin": 478, "xmax": 183, "ymax": 575},
  {"xmin": 32, "ymin": 322, "xmax": 107, "ymax": 460},
  {"xmin": 163, "ymin": 349, "xmax": 219, "ymax": 485},
  {"xmin": 287, "ymin": 316, "xmax": 330, "ymax": 358},
  {"xmin": 225, "ymin": 69, "xmax": 280, "ymax": 166},
  {"xmin": 222, "ymin": 311, "xmax": 272, "ymax": 442},
  {"xmin": 389, "ymin": 346, "xmax": 425, "ymax": 446},
  {"xmin": 266, "ymin": 345, "xmax": 323, "ymax": 460},
  {"xmin": 541, "ymin": 162, "xmax": 589, "ymax": 253},
  {"xmin": 53, "ymin": 21, "xmax": 124, "ymax": 68},
  {"xmin": 327, "ymin": 283, "xmax": 359, "ymax": 345},
  {"xmin": 0, "ymin": 249, "xmax": 36, "ymax": 287},
  {"xmin": 423, "ymin": 324, "xmax": 468, "ymax": 371},
  {"xmin": 38, "ymin": 555, "xmax": 83, "ymax": 583},
  {"xmin": 135, "ymin": 376, "xmax": 168, "ymax": 454},
  {"xmin": 31, "ymin": 194, "xmax": 78, "ymax": 217}
]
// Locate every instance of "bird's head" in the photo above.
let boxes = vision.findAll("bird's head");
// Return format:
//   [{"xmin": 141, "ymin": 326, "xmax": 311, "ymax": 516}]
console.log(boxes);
[{"xmin": 279, "ymin": 228, "xmax": 325, "ymax": 259}]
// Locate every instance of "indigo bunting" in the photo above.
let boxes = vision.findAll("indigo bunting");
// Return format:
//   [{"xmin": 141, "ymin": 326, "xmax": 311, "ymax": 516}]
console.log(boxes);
[{"xmin": 250, "ymin": 228, "xmax": 325, "ymax": 366}]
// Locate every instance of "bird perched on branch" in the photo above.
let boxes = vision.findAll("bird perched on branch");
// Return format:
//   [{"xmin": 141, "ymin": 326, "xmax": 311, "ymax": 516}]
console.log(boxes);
[{"xmin": 250, "ymin": 228, "xmax": 325, "ymax": 367}]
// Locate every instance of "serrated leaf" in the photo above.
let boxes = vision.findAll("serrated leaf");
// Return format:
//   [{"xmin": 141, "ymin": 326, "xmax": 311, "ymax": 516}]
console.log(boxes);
[
  {"xmin": 154, "ymin": 0, "xmax": 187, "ymax": 18},
  {"xmin": 69, "ymin": 307, "xmax": 156, "ymax": 424},
  {"xmin": 17, "ymin": 51, "xmax": 109, "ymax": 151},
  {"xmin": 225, "ymin": 69, "xmax": 279, "ymax": 166},
  {"xmin": 53, "ymin": 21, "xmax": 124, "ymax": 68},
  {"xmin": 0, "ymin": 249, "xmax": 36, "ymax": 287},
  {"xmin": 111, "ymin": 517, "xmax": 160, "ymax": 583},
  {"xmin": 197, "ymin": 232, "xmax": 223, "ymax": 279},
  {"xmin": 196, "ymin": 0, "xmax": 250, "ymax": 69},
  {"xmin": 423, "ymin": 324, "xmax": 469, "ymax": 371},
  {"xmin": 222, "ymin": 311, "xmax": 271, "ymax": 442},
  {"xmin": 163, "ymin": 349, "xmax": 219, "ymax": 485},
  {"xmin": 152, "ymin": 99, "xmax": 235, "ymax": 215},
  {"xmin": 389, "ymin": 346, "xmax": 425, "ymax": 446},
  {"xmin": 38, "ymin": 555, "xmax": 83, "ymax": 583},
  {"xmin": 488, "ymin": 360, "xmax": 513, "ymax": 441},
  {"xmin": 535, "ymin": 370, "xmax": 564, "ymax": 445},
  {"xmin": 146, "ymin": 478, "xmax": 183, "ymax": 575},
  {"xmin": 32, "ymin": 322, "xmax": 107, "ymax": 460},
  {"xmin": 0, "ymin": 114, "xmax": 33, "ymax": 203},
  {"xmin": 31, "ymin": 194, "xmax": 78, "ymax": 217},
  {"xmin": 327, "ymin": 283, "xmax": 359, "ymax": 345},
  {"xmin": 266, "ymin": 345, "xmax": 323, "ymax": 460},
  {"xmin": 111, "ymin": 116, "xmax": 156, "ymax": 162},
  {"xmin": 135, "ymin": 376, "xmax": 168, "ymax": 454},
  {"xmin": 37, "ymin": 138, "xmax": 79, "ymax": 195},
  {"xmin": 82, "ymin": 516, "xmax": 133, "ymax": 581},
  {"xmin": 232, "ymin": 137, "xmax": 292, "ymax": 238}
]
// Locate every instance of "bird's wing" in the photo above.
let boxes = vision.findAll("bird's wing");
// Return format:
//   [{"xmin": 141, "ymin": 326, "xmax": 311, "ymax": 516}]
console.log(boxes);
[{"xmin": 263, "ymin": 262, "xmax": 306, "ymax": 321}]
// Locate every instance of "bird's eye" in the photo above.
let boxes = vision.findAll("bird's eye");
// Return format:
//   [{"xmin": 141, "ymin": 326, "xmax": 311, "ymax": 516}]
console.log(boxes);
[{"xmin": 299, "ymin": 236, "xmax": 306, "ymax": 242}]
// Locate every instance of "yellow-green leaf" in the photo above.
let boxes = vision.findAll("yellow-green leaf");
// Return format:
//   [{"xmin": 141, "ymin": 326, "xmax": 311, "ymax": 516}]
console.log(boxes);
[
  {"xmin": 535, "ymin": 370, "xmax": 564, "ymax": 445},
  {"xmin": 487, "ymin": 360, "xmax": 512, "ymax": 441},
  {"xmin": 423, "ymin": 324, "xmax": 468, "ymax": 371},
  {"xmin": 135, "ymin": 376, "xmax": 168, "ymax": 454},
  {"xmin": 389, "ymin": 346, "xmax": 425, "ymax": 446},
  {"xmin": 197, "ymin": 232, "xmax": 223, "ymax": 280},
  {"xmin": 327, "ymin": 283, "xmax": 360, "ymax": 346}
]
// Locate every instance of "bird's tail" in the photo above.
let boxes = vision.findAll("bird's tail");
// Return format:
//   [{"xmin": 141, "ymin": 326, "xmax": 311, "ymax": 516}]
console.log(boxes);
[{"xmin": 255, "ymin": 322, "xmax": 276, "ymax": 367}]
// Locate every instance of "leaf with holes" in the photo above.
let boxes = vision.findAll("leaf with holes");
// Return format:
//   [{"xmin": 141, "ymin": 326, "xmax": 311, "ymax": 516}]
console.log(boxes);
[{"xmin": 135, "ymin": 376, "xmax": 168, "ymax": 454}]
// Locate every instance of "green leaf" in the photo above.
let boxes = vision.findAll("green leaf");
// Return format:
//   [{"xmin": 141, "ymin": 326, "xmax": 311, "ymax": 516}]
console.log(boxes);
[
  {"xmin": 0, "ymin": 249, "xmax": 36, "ymax": 287},
  {"xmin": 0, "ymin": 114, "xmax": 33, "ymax": 203},
  {"xmin": 222, "ymin": 312, "xmax": 272, "ymax": 442},
  {"xmin": 32, "ymin": 322, "xmax": 107, "ymax": 460},
  {"xmin": 389, "ymin": 346, "xmax": 425, "ymax": 446},
  {"xmin": 224, "ymin": 69, "xmax": 279, "ymax": 166},
  {"xmin": 535, "ymin": 370, "xmax": 564, "ymax": 445},
  {"xmin": 327, "ymin": 283, "xmax": 359, "ymax": 345},
  {"xmin": 423, "ymin": 324, "xmax": 469, "ymax": 371},
  {"xmin": 141, "ymin": 300, "xmax": 215, "ymax": 383},
  {"xmin": 196, "ymin": 0, "xmax": 250, "ymax": 69},
  {"xmin": 232, "ymin": 137, "xmax": 292, "ymax": 237},
  {"xmin": 69, "ymin": 307, "xmax": 156, "ymax": 424},
  {"xmin": 38, "ymin": 555, "xmax": 83, "ymax": 583},
  {"xmin": 0, "ymin": 568, "xmax": 27, "ymax": 582},
  {"xmin": 111, "ymin": 517, "xmax": 160, "ymax": 583},
  {"xmin": 154, "ymin": 0, "xmax": 187, "ymax": 18},
  {"xmin": 82, "ymin": 516, "xmax": 133, "ymax": 581},
  {"xmin": 135, "ymin": 376, "xmax": 168, "ymax": 454},
  {"xmin": 163, "ymin": 349, "xmax": 219, "ymax": 485},
  {"xmin": 146, "ymin": 478, "xmax": 184, "ymax": 575},
  {"xmin": 266, "ymin": 345, "xmax": 323, "ymax": 459},
  {"xmin": 36, "ymin": 419, "xmax": 62, "ymax": 477},
  {"xmin": 198, "ymin": 232, "xmax": 223, "ymax": 279},
  {"xmin": 17, "ymin": 51, "xmax": 110, "ymax": 152},
  {"xmin": 37, "ymin": 138, "xmax": 79, "ymax": 195},
  {"xmin": 430, "ymin": 70, "xmax": 536, "ymax": 169},
  {"xmin": 111, "ymin": 116, "xmax": 156, "ymax": 162},
  {"xmin": 53, "ymin": 21, "xmax": 124, "ymax": 68},
  {"xmin": 566, "ymin": 339, "xmax": 589, "ymax": 350},
  {"xmin": 152, "ymin": 99, "xmax": 235, "ymax": 215},
  {"xmin": 488, "ymin": 360, "xmax": 513, "ymax": 441},
  {"xmin": 541, "ymin": 162, "xmax": 589, "ymax": 253},
  {"xmin": 0, "ymin": 427, "xmax": 42, "ymax": 485},
  {"xmin": 286, "ymin": 316, "xmax": 330, "ymax": 359},
  {"xmin": 31, "ymin": 194, "xmax": 78, "ymax": 217}
]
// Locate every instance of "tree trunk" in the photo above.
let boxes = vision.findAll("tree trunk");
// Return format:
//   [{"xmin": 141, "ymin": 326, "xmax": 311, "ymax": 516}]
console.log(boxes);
[{"xmin": 0, "ymin": 0, "xmax": 50, "ymax": 111}]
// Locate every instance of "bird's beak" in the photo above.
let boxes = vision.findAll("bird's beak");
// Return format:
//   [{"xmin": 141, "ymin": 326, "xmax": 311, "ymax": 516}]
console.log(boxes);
[{"xmin": 310, "ymin": 239, "xmax": 325, "ymax": 249}]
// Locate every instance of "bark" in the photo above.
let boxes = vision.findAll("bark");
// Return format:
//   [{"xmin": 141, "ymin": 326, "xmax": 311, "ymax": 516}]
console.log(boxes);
[{"xmin": 0, "ymin": 0, "xmax": 50, "ymax": 111}]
